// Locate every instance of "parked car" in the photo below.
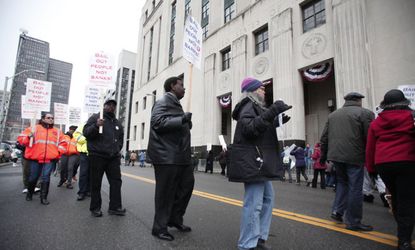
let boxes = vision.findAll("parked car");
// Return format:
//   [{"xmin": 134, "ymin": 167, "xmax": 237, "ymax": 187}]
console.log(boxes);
[{"xmin": 0, "ymin": 143, "xmax": 13, "ymax": 163}]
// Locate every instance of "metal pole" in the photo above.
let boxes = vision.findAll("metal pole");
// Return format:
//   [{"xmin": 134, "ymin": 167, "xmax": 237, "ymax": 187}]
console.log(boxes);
[{"xmin": 0, "ymin": 76, "xmax": 9, "ymax": 142}]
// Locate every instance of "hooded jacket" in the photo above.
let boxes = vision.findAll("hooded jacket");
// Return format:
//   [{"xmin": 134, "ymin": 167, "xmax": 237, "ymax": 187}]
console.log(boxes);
[
  {"xmin": 228, "ymin": 96, "xmax": 283, "ymax": 182},
  {"xmin": 365, "ymin": 109, "xmax": 415, "ymax": 173}
]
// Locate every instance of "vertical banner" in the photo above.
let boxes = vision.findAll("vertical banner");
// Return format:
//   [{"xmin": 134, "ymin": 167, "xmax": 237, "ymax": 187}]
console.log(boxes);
[
  {"xmin": 89, "ymin": 51, "xmax": 115, "ymax": 89},
  {"xmin": 68, "ymin": 107, "xmax": 82, "ymax": 125},
  {"xmin": 182, "ymin": 16, "xmax": 202, "ymax": 69},
  {"xmin": 25, "ymin": 78, "xmax": 52, "ymax": 112},
  {"xmin": 83, "ymin": 85, "xmax": 101, "ymax": 114},
  {"xmin": 398, "ymin": 85, "xmax": 415, "ymax": 109},
  {"xmin": 53, "ymin": 103, "xmax": 68, "ymax": 125}
]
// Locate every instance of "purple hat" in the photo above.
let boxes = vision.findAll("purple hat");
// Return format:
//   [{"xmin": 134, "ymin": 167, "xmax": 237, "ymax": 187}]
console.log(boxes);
[{"xmin": 241, "ymin": 77, "xmax": 263, "ymax": 92}]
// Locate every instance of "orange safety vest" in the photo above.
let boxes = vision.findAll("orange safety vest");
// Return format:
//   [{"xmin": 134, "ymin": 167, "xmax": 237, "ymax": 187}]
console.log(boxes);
[
  {"xmin": 65, "ymin": 135, "xmax": 79, "ymax": 156},
  {"xmin": 17, "ymin": 124, "xmax": 68, "ymax": 163}
]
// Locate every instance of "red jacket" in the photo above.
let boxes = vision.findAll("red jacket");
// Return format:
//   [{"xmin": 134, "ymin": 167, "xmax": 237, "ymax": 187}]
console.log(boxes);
[
  {"xmin": 17, "ymin": 124, "xmax": 67, "ymax": 163},
  {"xmin": 311, "ymin": 146, "xmax": 326, "ymax": 170},
  {"xmin": 365, "ymin": 109, "xmax": 415, "ymax": 173}
]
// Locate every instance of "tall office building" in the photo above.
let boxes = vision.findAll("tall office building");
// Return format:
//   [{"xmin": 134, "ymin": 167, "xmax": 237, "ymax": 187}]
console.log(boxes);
[
  {"xmin": 4, "ymin": 33, "xmax": 72, "ymax": 141},
  {"xmin": 114, "ymin": 50, "xmax": 136, "ymax": 156}
]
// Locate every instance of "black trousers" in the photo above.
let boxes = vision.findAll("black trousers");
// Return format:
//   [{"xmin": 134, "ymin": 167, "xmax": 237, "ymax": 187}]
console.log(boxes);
[
  {"xmin": 377, "ymin": 163, "xmax": 415, "ymax": 243},
  {"xmin": 89, "ymin": 155, "xmax": 122, "ymax": 211},
  {"xmin": 296, "ymin": 166, "xmax": 308, "ymax": 183},
  {"xmin": 312, "ymin": 169, "xmax": 326, "ymax": 188},
  {"xmin": 152, "ymin": 164, "xmax": 195, "ymax": 234}
]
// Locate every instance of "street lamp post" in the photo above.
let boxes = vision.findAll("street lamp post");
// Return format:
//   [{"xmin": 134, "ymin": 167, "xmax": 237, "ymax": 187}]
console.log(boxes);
[{"xmin": 0, "ymin": 69, "xmax": 45, "ymax": 142}]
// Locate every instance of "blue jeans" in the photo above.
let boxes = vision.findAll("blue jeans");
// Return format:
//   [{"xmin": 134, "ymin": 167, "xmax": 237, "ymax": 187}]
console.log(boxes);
[
  {"xmin": 29, "ymin": 161, "xmax": 54, "ymax": 183},
  {"xmin": 238, "ymin": 181, "xmax": 274, "ymax": 250},
  {"xmin": 331, "ymin": 162, "xmax": 364, "ymax": 226}
]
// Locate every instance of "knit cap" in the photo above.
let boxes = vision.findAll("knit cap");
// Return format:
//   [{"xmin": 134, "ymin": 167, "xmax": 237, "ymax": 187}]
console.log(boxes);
[{"xmin": 241, "ymin": 77, "xmax": 262, "ymax": 92}]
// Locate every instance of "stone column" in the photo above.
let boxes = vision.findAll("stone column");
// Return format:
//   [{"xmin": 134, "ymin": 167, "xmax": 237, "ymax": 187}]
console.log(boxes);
[
  {"xmin": 203, "ymin": 53, "xmax": 217, "ymax": 145},
  {"xmin": 271, "ymin": 8, "xmax": 305, "ymax": 141},
  {"xmin": 230, "ymin": 35, "xmax": 248, "ymax": 142},
  {"xmin": 332, "ymin": 0, "xmax": 374, "ymax": 109}
]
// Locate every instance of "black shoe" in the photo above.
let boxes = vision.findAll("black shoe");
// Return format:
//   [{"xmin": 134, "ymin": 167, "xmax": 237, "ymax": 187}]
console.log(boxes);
[
  {"xmin": 380, "ymin": 193, "xmax": 390, "ymax": 208},
  {"xmin": 152, "ymin": 231, "xmax": 174, "ymax": 241},
  {"xmin": 66, "ymin": 184, "xmax": 73, "ymax": 189},
  {"xmin": 346, "ymin": 223, "xmax": 373, "ymax": 231},
  {"xmin": 77, "ymin": 194, "xmax": 85, "ymax": 201},
  {"xmin": 167, "ymin": 223, "xmax": 192, "ymax": 232},
  {"xmin": 25, "ymin": 193, "xmax": 33, "ymax": 201},
  {"xmin": 108, "ymin": 207, "xmax": 126, "ymax": 216},
  {"xmin": 398, "ymin": 241, "xmax": 414, "ymax": 250},
  {"xmin": 91, "ymin": 209, "xmax": 103, "ymax": 217},
  {"xmin": 330, "ymin": 212, "xmax": 343, "ymax": 223},
  {"xmin": 363, "ymin": 194, "xmax": 374, "ymax": 203},
  {"xmin": 57, "ymin": 180, "xmax": 65, "ymax": 187},
  {"xmin": 257, "ymin": 239, "xmax": 271, "ymax": 250}
]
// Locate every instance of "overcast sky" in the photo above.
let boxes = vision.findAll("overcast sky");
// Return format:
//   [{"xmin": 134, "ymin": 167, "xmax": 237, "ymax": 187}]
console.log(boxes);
[{"xmin": 0, "ymin": 0, "xmax": 145, "ymax": 110}]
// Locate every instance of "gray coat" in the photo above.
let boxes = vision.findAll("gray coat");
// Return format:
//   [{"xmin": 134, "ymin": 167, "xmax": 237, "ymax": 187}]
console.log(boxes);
[{"xmin": 320, "ymin": 100, "xmax": 374, "ymax": 166}]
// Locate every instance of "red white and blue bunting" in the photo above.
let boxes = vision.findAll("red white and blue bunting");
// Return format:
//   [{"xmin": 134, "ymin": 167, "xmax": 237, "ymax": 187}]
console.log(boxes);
[
  {"xmin": 302, "ymin": 61, "xmax": 333, "ymax": 82},
  {"xmin": 219, "ymin": 95, "xmax": 231, "ymax": 108}
]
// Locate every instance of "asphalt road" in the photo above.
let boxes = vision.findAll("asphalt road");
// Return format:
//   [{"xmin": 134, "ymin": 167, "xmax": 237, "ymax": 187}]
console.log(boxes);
[{"xmin": 0, "ymin": 162, "xmax": 411, "ymax": 250}]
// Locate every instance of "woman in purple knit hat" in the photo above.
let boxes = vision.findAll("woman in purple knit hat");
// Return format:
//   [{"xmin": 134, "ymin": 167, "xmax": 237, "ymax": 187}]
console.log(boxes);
[{"xmin": 228, "ymin": 77, "xmax": 292, "ymax": 250}]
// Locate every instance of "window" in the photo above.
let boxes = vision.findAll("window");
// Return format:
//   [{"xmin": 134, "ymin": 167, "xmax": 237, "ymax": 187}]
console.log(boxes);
[
  {"xmin": 134, "ymin": 125, "xmax": 137, "ymax": 140},
  {"xmin": 302, "ymin": 0, "xmax": 325, "ymax": 32},
  {"xmin": 147, "ymin": 27, "xmax": 154, "ymax": 81},
  {"xmin": 141, "ymin": 123, "xmax": 145, "ymax": 140},
  {"xmin": 224, "ymin": 0, "xmax": 235, "ymax": 23},
  {"xmin": 169, "ymin": 1, "xmax": 176, "ymax": 64},
  {"xmin": 143, "ymin": 96, "xmax": 147, "ymax": 110},
  {"xmin": 135, "ymin": 101, "xmax": 139, "ymax": 113},
  {"xmin": 221, "ymin": 47, "xmax": 231, "ymax": 71},
  {"xmin": 254, "ymin": 26, "xmax": 269, "ymax": 55},
  {"xmin": 185, "ymin": 0, "xmax": 191, "ymax": 22},
  {"xmin": 152, "ymin": 90, "xmax": 157, "ymax": 106},
  {"xmin": 201, "ymin": 0, "xmax": 209, "ymax": 38}
]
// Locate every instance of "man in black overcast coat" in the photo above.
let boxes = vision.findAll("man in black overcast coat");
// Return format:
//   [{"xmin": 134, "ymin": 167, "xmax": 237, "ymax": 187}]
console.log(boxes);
[{"xmin": 147, "ymin": 76, "xmax": 194, "ymax": 241}]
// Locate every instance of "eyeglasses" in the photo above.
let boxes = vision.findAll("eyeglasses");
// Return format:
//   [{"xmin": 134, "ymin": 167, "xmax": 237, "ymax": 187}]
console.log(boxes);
[{"xmin": 44, "ymin": 117, "xmax": 54, "ymax": 120}]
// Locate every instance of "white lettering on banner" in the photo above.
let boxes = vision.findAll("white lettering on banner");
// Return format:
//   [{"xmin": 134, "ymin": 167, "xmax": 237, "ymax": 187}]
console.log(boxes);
[
  {"xmin": 398, "ymin": 85, "xmax": 415, "ymax": 109},
  {"xmin": 182, "ymin": 16, "xmax": 202, "ymax": 69}
]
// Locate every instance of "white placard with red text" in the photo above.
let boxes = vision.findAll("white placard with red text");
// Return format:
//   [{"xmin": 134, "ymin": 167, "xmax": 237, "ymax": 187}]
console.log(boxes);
[
  {"xmin": 83, "ymin": 85, "xmax": 101, "ymax": 114},
  {"xmin": 54, "ymin": 103, "xmax": 68, "ymax": 125},
  {"xmin": 25, "ymin": 78, "xmax": 52, "ymax": 111},
  {"xmin": 89, "ymin": 51, "xmax": 115, "ymax": 88},
  {"xmin": 21, "ymin": 95, "xmax": 41, "ymax": 119},
  {"xmin": 182, "ymin": 16, "xmax": 202, "ymax": 69}
]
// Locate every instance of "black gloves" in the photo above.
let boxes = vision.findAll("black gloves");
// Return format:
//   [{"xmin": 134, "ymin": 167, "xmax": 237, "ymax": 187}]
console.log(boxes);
[
  {"xmin": 182, "ymin": 112, "xmax": 192, "ymax": 124},
  {"xmin": 274, "ymin": 114, "xmax": 291, "ymax": 127},
  {"xmin": 262, "ymin": 100, "xmax": 292, "ymax": 122}
]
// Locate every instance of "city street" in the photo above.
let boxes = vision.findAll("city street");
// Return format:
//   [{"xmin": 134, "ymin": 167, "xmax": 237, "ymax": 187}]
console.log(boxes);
[{"xmin": 0, "ymin": 162, "xmax": 411, "ymax": 250}]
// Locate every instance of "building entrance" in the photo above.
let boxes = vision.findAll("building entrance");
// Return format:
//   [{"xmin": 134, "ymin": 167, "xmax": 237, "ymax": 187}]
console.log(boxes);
[{"xmin": 302, "ymin": 60, "xmax": 336, "ymax": 147}]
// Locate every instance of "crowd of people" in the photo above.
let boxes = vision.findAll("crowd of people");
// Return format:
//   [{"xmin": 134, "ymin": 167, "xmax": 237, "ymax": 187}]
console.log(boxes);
[{"xmin": 15, "ymin": 75, "xmax": 414, "ymax": 250}]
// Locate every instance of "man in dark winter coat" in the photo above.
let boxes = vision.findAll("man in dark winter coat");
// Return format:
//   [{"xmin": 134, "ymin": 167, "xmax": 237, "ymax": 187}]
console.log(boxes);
[
  {"xmin": 83, "ymin": 99, "xmax": 125, "ymax": 217},
  {"xmin": 229, "ymin": 77, "xmax": 292, "ymax": 250},
  {"xmin": 320, "ymin": 92, "xmax": 375, "ymax": 231},
  {"xmin": 147, "ymin": 76, "xmax": 194, "ymax": 241}
]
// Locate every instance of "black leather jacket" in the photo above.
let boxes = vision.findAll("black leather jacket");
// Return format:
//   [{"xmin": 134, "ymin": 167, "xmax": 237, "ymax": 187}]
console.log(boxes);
[
  {"xmin": 83, "ymin": 112, "xmax": 124, "ymax": 159},
  {"xmin": 147, "ymin": 93, "xmax": 191, "ymax": 165}
]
